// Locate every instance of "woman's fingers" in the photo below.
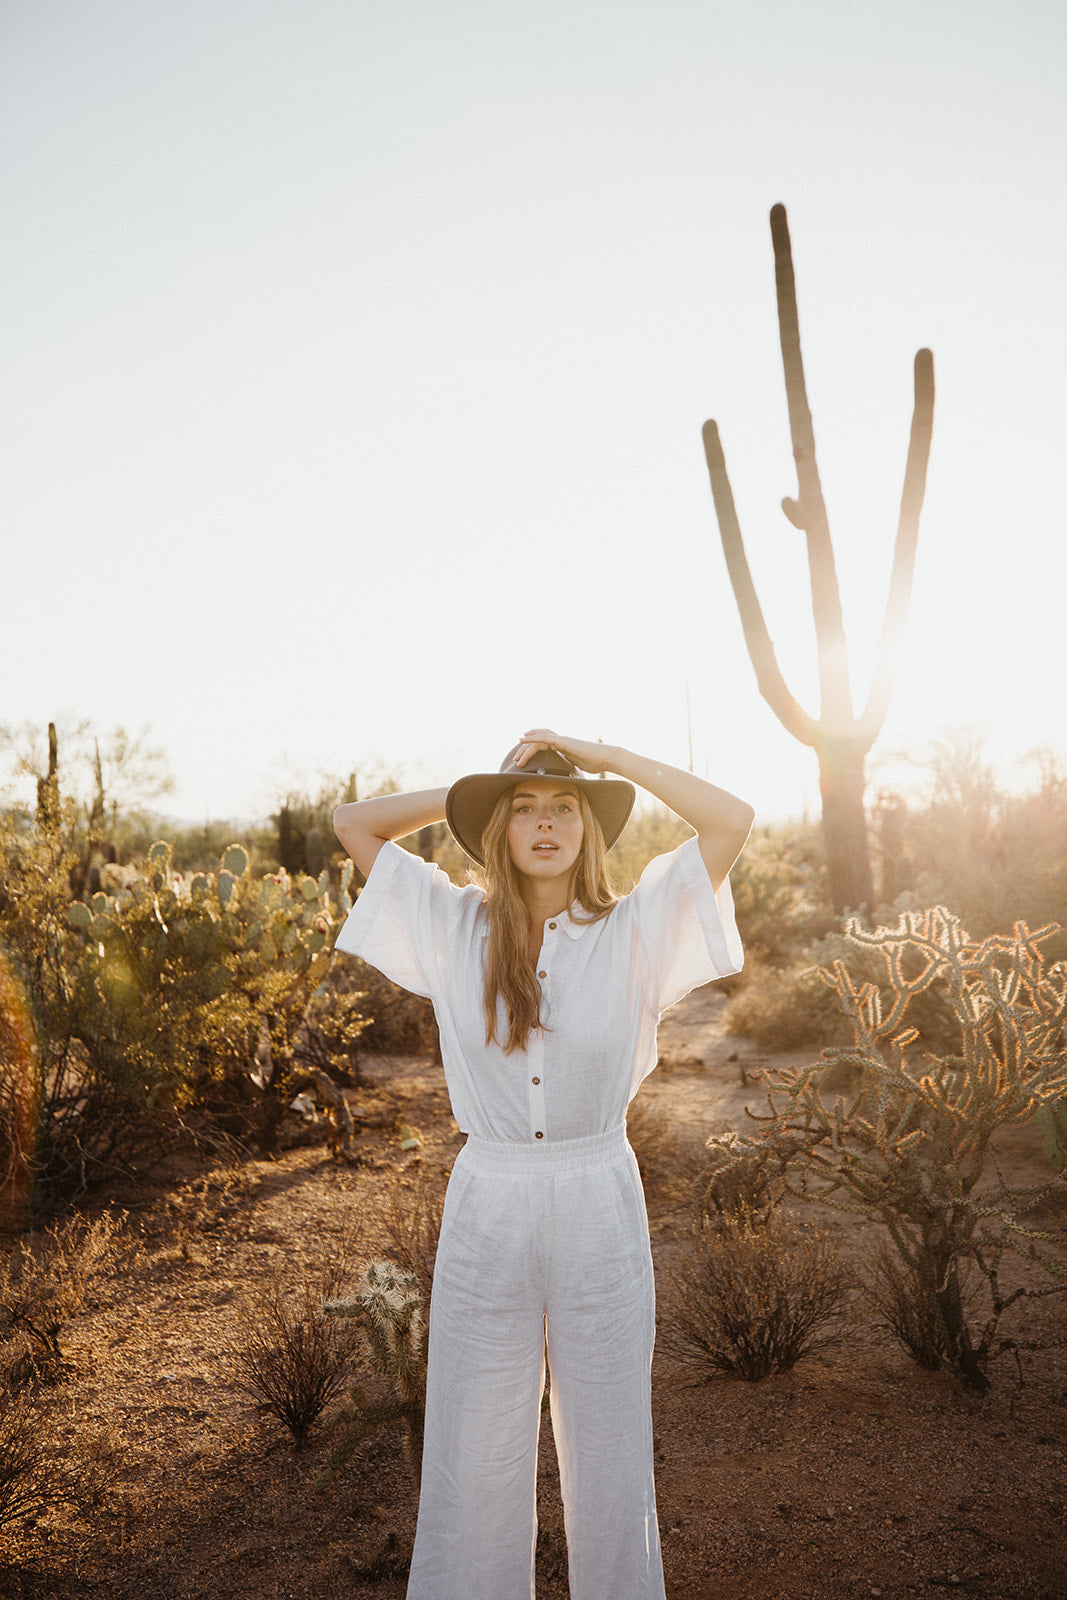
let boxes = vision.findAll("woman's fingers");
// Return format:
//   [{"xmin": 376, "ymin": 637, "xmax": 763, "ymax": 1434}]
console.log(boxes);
[
  {"xmin": 518, "ymin": 731, "xmax": 608, "ymax": 773},
  {"xmin": 514, "ymin": 729, "xmax": 561, "ymax": 767}
]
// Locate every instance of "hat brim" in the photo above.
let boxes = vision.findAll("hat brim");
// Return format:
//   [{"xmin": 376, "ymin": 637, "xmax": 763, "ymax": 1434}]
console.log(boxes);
[{"xmin": 446, "ymin": 771, "xmax": 635, "ymax": 866}]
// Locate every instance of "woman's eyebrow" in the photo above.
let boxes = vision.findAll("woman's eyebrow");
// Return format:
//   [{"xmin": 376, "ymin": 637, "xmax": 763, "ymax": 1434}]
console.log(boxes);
[{"xmin": 511, "ymin": 788, "xmax": 578, "ymax": 801}]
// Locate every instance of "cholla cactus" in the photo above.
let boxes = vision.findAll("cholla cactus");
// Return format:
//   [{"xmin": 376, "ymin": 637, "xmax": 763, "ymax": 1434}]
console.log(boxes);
[
  {"xmin": 324, "ymin": 1259, "xmax": 426, "ymax": 1404},
  {"xmin": 320, "ymin": 1259, "xmax": 427, "ymax": 1482},
  {"xmin": 711, "ymin": 907, "xmax": 1067, "ymax": 1390}
]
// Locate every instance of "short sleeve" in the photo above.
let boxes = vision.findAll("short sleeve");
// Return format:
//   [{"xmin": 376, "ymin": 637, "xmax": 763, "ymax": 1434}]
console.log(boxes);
[
  {"xmin": 629, "ymin": 835, "xmax": 744, "ymax": 1012},
  {"xmin": 331, "ymin": 840, "xmax": 479, "ymax": 999}
]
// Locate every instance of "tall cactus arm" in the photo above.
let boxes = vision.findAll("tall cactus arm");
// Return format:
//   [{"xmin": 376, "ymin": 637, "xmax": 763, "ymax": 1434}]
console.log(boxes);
[
  {"xmin": 860, "ymin": 347, "xmax": 936, "ymax": 741},
  {"xmin": 771, "ymin": 203, "xmax": 855, "ymax": 730},
  {"xmin": 702, "ymin": 419, "xmax": 818, "ymax": 748}
]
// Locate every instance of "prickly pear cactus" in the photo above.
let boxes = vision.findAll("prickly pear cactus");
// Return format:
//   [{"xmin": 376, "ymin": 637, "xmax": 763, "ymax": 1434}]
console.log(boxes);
[{"xmin": 62, "ymin": 837, "xmax": 358, "ymax": 1114}]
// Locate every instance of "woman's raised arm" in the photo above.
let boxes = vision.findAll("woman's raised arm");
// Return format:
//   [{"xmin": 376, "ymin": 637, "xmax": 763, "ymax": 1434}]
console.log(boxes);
[
  {"xmin": 515, "ymin": 730, "xmax": 754, "ymax": 891},
  {"xmin": 333, "ymin": 788, "xmax": 449, "ymax": 880}
]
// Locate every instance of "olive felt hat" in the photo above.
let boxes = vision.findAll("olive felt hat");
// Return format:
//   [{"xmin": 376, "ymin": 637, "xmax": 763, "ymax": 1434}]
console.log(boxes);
[{"xmin": 445, "ymin": 746, "xmax": 636, "ymax": 866}]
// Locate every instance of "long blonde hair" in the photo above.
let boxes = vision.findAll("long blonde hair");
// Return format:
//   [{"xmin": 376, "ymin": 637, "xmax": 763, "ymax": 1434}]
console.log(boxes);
[{"xmin": 475, "ymin": 786, "xmax": 619, "ymax": 1054}]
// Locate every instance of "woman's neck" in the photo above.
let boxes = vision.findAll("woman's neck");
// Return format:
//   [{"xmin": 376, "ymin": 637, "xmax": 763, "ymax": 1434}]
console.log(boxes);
[{"xmin": 519, "ymin": 878, "xmax": 573, "ymax": 925}]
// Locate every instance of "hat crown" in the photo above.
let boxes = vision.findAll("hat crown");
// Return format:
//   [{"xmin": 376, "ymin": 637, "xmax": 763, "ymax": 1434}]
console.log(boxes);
[{"xmin": 497, "ymin": 744, "xmax": 578, "ymax": 780}]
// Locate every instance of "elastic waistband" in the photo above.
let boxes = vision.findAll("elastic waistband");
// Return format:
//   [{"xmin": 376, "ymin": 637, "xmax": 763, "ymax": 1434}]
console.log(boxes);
[{"xmin": 461, "ymin": 1124, "xmax": 628, "ymax": 1172}]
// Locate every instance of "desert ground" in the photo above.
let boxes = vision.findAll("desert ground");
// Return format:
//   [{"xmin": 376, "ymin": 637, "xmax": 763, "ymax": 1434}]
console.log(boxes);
[{"xmin": 3, "ymin": 982, "xmax": 1065, "ymax": 1600}]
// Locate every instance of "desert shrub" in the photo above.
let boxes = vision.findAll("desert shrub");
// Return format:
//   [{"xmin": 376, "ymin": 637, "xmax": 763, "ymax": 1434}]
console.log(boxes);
[
  {"xmin": 626, "ymin": 1099, "xmax": 708, "ymax": 1210},
  {"xmin": 0, "ymin": 1388, "xmax": 70, "ymax": 1532},
  {"xmin": 876, "ymin": 733, "xmax": 1067, "ymax": 960},
  {"xmin": 321, "ymin": 1258, "xmax": 428, "ymax": 1483},
  {"xmin": 725, "ymin": 958, "xmax": 848, "ymax": 1051},
  {"xmin": 809, "ymin": 921, "xmax": 960, "ymax": 1055},
  {"xmin": 340, "ymin": 957, "xmax": 438, "ymax": 1058},
  {"xmin": 689, "ymin": 1142, "xmax": 788, "ymax": 1230},
  {"xmin": 0, "ymin": 717, "xmax": 175, "ymax": 901},
  {"xmin": 729, "ymin": 847, "xmax": 795, "ymax": 953},
  {"xmin": 609, "ymin": 806, "xmax": 692, "ymax": 891},
  {"xmin": 729, "ymin": 824, "xmax": 834, "ymax": 955},
  {"xmin": 267, "ymin": 765, "xmax": 407, "ymax": 878},
  {"xmin": 709, "ymin": 907, "xmax": 1067, "ymax": 1390},
  {"xmin": 0, "ymin": 946, "xmax": 41, "ymax": 1228},
  {"xmin": 865, "ymin": 1241, "xmax": 970, "ymax": 1371},
  {"xmin": 231, "ymin": 1265, "xmax": 362, "ymax": 1449},
  {"xmin": 315, "ymin": 1179, "xmax": 440, "ymax": 1484},
  {"xmin": 726, "ymin": 918, "xmax": 960, "ymax": 1058},
  {"xmin": 662, "ymin": 1210, "xmax": 848, "ymax": 1381},
  {"xmin": 381, "ymin": 1173, "xmax": 445, "ymax": 1306},
  {"xmin": 0, "ymin": 1213, "xmax": 121, "ymax": 1385}
]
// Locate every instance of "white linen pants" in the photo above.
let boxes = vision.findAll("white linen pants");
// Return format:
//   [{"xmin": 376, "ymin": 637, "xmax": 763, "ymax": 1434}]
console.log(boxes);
[{"xmin": 406, "ymin": 1124, "xmax": 665, "ymax": 1600}]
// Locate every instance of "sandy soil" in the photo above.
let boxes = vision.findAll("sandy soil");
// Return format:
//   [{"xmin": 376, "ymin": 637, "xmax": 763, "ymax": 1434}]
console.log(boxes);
[{"xmin": 2, "ymin": 984, "xmax": 1065, "ymax": 1600}]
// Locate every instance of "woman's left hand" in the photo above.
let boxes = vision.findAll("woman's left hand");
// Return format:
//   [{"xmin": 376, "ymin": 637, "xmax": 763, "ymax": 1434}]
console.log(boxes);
[{"xmin": 516, "ymin": 729, "xmax": 614, "ymax": 775}]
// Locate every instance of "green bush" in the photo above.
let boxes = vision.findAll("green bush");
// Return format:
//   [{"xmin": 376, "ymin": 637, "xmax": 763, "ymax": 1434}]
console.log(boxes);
[
  {"xmin": 0, "ymin": 808, "xmax": 368, "ymax": 1195},
  {"xmin": 339, "ymin": 957, "xmax": 438, "ymax": 1058}
]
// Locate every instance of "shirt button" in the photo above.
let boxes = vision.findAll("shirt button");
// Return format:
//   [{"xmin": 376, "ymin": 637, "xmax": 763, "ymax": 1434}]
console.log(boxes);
[
  {"xmin": 548, "ymin": 921, "xmax": 557, "ymax": 930},
  {"xmin": 531, "ymin": 1076, "xmax": 540, "ymax": 1085},
  {"xmin": 535, "ymin": 1131, "xmax": 544, "ymax": 1139},
  {"xmin": 538, "ymin": 970, "xmax": 547, "ymax": 979}
]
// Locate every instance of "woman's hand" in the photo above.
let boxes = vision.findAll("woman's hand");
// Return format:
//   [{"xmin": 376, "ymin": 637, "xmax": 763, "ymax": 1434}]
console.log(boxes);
[
  {"xmin": 519, "ymin": 729, "xmax": 754, "ymax": 890},
  {"xmin": 515, "ymin": 730, "xmax": 615, "ymax": 775}
]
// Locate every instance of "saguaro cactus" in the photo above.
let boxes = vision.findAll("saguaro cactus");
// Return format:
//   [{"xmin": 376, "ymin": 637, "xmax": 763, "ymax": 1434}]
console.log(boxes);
[{"xmin": 703, "ymin": 204, "xmax": 935, "ymax": 911}]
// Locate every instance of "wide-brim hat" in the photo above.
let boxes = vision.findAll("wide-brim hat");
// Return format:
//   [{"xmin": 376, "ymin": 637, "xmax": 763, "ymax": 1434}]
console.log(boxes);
[{"xmin": 445, "ymin": 745, "xmax": 636, "ymax": 866}]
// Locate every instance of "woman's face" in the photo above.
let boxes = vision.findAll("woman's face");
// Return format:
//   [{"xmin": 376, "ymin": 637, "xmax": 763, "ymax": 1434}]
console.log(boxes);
[{"xmin": 506, "ymin": 779, "xmax": 584, "ymax": 884}]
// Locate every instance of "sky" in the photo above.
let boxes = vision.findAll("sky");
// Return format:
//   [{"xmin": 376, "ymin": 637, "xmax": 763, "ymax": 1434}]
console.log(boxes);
[{"xmin": 2, "ymin": 0, "xmax": 1065, "ymax": 826}]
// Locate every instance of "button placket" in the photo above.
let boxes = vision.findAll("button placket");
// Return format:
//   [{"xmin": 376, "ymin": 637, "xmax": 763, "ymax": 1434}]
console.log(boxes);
[
  {"xmin": 528, "ymin": 918, "xmax": 557, "ymax": 1142},
  {"xmin": 527, "ymin": 1032, "xmax": 547, "ymax": 1141}
]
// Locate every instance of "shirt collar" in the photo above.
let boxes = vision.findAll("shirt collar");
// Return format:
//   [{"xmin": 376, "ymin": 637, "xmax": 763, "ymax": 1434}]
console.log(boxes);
[{"xmin": 478, "ymin": 904, "xmax": 596, "ymax": 939}]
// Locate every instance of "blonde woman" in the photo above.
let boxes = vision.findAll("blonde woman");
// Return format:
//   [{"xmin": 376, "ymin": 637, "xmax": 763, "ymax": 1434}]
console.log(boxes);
[{"xmin": 333, "ymin": 730, "xmax": 753, "ymax": 1600}]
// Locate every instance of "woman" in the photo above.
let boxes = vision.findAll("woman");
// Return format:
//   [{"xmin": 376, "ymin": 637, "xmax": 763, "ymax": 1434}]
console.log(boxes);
[{"xmin": 333, "ymin": 730, "xmax": 753, "ymax": 1600}]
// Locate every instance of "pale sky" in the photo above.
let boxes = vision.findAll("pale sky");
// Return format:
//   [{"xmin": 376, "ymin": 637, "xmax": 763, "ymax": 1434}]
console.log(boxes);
[{"xmin": 2, "ymin": 0, "xmax": 1064, "ymax": 824}]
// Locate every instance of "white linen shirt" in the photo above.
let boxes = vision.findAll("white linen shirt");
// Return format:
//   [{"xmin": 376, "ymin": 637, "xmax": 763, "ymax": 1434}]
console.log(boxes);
[{"xmin": 333, "ymin": 836, "xmax": 743, "ymax": 1145}]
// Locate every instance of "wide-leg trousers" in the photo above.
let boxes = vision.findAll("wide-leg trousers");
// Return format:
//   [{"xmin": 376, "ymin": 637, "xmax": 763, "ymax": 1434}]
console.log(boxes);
[{"xmin": 406, "ymin": 1124, "xmax": 665, "ymax": 1600}]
